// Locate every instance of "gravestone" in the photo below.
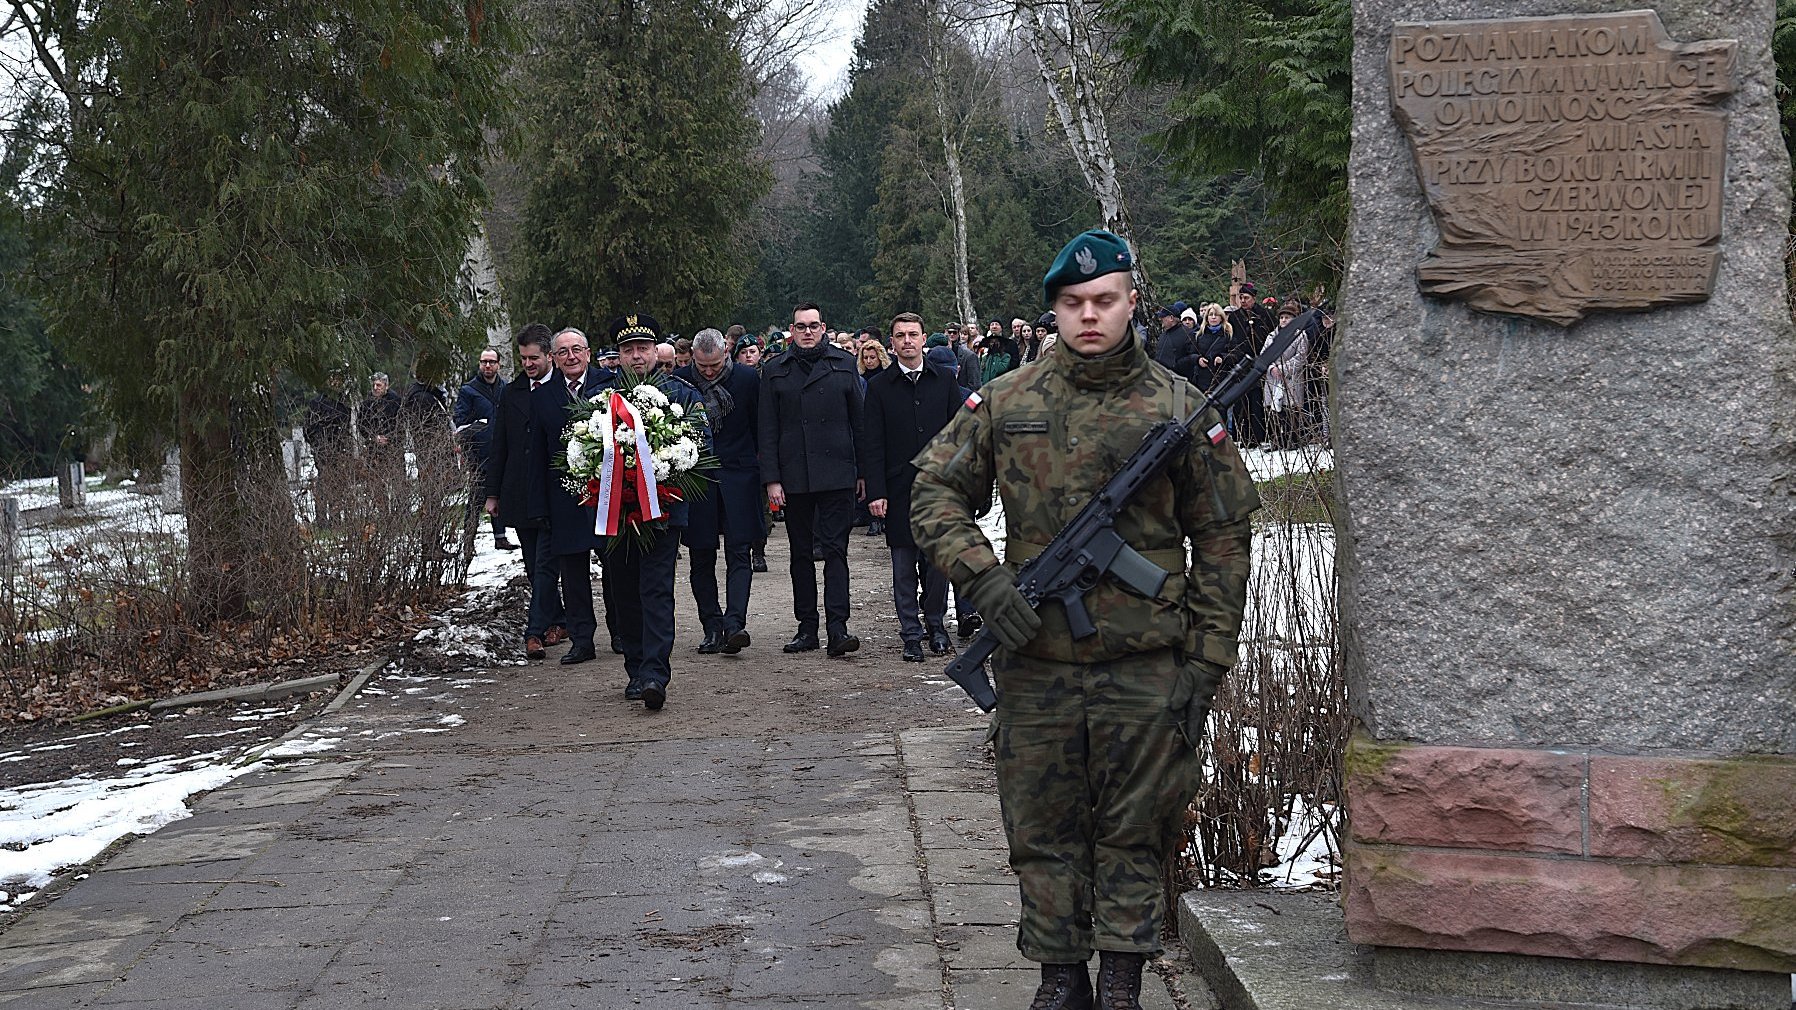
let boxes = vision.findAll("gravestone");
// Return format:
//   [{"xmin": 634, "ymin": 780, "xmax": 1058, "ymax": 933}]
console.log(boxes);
[
  {"xmin": 160, "ymin": 448, "xmax": 181, "ymax": 515},
  {"xmin": 0, "ymin": 496, "xmax": 18, "ymax": 566},
  {"xmin": 282, "ymin": 439, "xmax": 302, "ymax": 483},
  {"xmin": 55, "ymin": 462, "xmax": 86, "ymax": 510},
  {"xmin": 1335, "ymin": 0, "xmax": 1796, "ymax": 1005}
]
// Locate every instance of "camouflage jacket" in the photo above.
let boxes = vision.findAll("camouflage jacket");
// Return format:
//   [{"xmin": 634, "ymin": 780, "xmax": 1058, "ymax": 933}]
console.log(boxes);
[{"xmin": 909, "ymin": 337, "xmax": 1258, "ymax": 667}]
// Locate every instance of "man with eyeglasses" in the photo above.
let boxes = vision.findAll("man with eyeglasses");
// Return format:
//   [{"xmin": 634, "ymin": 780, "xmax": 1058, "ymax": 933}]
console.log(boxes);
[
  {"xmin": 531, "ymin": 328, "xmax": 617, "ymax": 666},
  {"xmin": 757, "ymin": 301, "xmax": 867, "ymax": 657}
]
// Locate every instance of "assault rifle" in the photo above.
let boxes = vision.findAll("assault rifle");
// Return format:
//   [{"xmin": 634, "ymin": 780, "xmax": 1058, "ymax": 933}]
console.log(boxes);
[{"xmin": 943, "ymin": 308, "xmax": 1321, "ymax": 712}]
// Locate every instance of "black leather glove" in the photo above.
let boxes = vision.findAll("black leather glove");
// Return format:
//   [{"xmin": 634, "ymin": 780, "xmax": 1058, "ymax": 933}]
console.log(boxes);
[
  {"xmin": 962, "ymin": 565, "xmax": 1041, "ymax": 650},
  {"xmin": 1169, "ymin": 657, "xmax": 1228, "ymax": 746}
]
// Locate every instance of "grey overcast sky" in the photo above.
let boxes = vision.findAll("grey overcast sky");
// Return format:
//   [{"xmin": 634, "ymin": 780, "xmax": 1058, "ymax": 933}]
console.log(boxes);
[{"xmin": 801, "ymin": 0, "xmax": 868, "ymax": 99}]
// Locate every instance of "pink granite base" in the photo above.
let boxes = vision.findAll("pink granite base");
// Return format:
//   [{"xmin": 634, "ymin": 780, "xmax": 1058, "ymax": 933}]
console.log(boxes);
[{"xmin": 1344, "ymin": 733, "xmax": 1796, "ymax": 972}]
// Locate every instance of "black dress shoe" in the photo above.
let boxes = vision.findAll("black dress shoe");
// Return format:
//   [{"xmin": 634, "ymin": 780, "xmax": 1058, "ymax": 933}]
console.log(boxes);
[
  {"xmin": 865, "ymin": 519, "xmax": 884, "ymax": 536},
  {"xmin": 624, "ymin": 680, "xmax": 643, "ymax": 700},
  {"xmin": 559, "ymin": 645, "xmax": 596, "ymax": 665},
  {"xmin": 811, "ymin": 544, "xmax": 824, "ymax": 562},
  {"xmin": 494, "ymin": 536, "xmax": 520, "ymax": 551},
  {"xmin": 721, "ymin": 629, "xmax": 751, "ymax": 655},
  {"xmin": 929, "ymin": 630, "xmax": 953, "ymax": 655},
  {"xmin": 610, "ymin": 637, "xmax": 625, "ymax": 655},
  {"xmin": 696, "ymin": 629, "xmax": 724, "ymax": 654},
  {"xmin": 902, "ymin": 640, "xmax": 924, "ymax": 662},
  {"xmin": 957, "ymin": 614, "xmax": 983, "ymax": 640},
  {"xmin": 751, "ymin": 552, "xmax": 768, "ymax": 573},
  {"xmin": 826, "ymin": 631, "xmax": 860, "ymax": 657},
  {"xmin": 640, "ymin": 683, "xmax": 665, "ymax": 711},
  {"xmin": 783, "ymin": 630, "xmax": 819, "ymax": 653}
]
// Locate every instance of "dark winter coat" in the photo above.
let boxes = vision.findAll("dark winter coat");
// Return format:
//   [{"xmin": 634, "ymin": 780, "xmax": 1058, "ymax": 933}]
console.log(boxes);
[
  {"xmin": 1191, "ymin": 322, "xmax": 1242, "ymax": 394},
  {"xmin": 673, "ymin": 362, "xmax": 763, "ymax": 547},
  {"xmin": 356, "ymin": 390, "xmax": 402, "ymax": 447},
  {"xmin": 531, "ymin": 368, "xmax": 617, "ymax": 555},
  {"xmin": 954, "ymin": 344, "xmax": 981, "ymax": 389},
  {"xmin": 453, "ymin": 375, "xmax": 505, "ymax": 466},
  {"xmin": 863, "ymin": 361, "xmax": 964, "ymax": 549},
  {"xmin": 1154, "ymin": 322, "xmax": 1197, "ymax": 380},
  {"xmin": 484, "ymin": 373, "xmax": 549, "ymax": 530},
  {"xmin": 303, "ymin": 394, "xmax": 352, "ymax": 459},
  {"xmin": 756, "ymin": 344, "xmax": 865, "ymax": 495}
]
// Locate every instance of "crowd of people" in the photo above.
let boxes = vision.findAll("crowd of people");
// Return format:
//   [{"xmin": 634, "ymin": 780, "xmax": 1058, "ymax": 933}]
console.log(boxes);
[{"xmin": 299, "ymin": 234, "xmax": 1300, "ymax": 1010}]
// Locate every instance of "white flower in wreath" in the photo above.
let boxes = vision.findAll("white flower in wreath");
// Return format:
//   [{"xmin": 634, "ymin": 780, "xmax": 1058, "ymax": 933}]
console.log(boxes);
[
  {"xmin": 572, "ymin": 419, "xmax": 591, "ymax": 437},
  {"xmin": 652, "ymin": 457, "xmax": 671, "ymax": 482},
  {"xmin": 616, "ymin": 426, "xmax": 634, "ymax": 444},
  {"xmin": 567, "ymin": 438, "xmax": 587, "ymax": 470},
  {"xmin": 632, "ymin": 384, "xmax": 669, "ymax": 408},
  {"xmin": 669, "ymin": 403, "xmax": 684, "ymax": 418}
]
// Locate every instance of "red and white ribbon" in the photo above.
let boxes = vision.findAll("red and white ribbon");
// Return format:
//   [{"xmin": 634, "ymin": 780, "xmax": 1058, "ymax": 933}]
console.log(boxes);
[{"xmin": 594, "ymin": 391, "xmax": 665, "ymax": 536}]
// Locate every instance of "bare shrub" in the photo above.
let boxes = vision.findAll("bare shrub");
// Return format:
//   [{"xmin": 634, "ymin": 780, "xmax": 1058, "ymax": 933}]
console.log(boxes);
[
  {"xmin": 0, "ymin": 423, "xmax": 476, "ymax": 721},
  {"xmin": 1169, "ymin": 372, "xmax": 1347, "ymax": 901}
]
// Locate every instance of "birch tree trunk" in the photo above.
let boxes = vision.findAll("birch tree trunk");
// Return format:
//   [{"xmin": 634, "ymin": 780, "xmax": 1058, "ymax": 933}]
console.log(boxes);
[
  {"xmin": 1018, "ymin": 0, "xmax": 1153, "ymax": 300},
  {"xmin": 926, "ymin": 0, "xmax": 979, "ymax": 327}
]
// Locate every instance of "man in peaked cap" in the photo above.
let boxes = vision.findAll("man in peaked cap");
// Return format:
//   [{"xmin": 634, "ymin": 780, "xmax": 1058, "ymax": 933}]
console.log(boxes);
[
  {"xmin": 591, "ymin": 313, "xmax": 709, "ymax": 712},
  {"xmin": 910, "ymin": 229, "xmax": 1258, "ymax": 1010}
]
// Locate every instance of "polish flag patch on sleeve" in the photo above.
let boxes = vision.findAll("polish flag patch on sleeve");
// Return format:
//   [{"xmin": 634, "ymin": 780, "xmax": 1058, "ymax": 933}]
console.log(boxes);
[
  {"xmin": 963, "ymin": 391, "xmax": 985, "ymax": 412},
  {"xmin": 1206, "ymin": 422, "xmax": 1229, "ymax": 445}
]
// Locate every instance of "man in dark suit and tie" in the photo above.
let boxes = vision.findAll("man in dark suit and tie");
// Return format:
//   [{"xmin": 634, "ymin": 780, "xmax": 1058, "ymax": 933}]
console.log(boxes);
[
  {"xmin": 864, "ymin": 312, "xmax": 966, "ymax": 662},
  {"xmin": 483, "ymin": 323, "xmax": 567, "ymax": 660},
  {"xmin": 531, "ymin": 327, "xmax": 615, "ymax": 666}
]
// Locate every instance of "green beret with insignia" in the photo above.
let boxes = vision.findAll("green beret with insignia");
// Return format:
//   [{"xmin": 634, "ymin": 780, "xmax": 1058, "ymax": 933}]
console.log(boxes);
[{"xmin": 1042, "ymin": 229, "xmax": 1133, "ymax": 302}]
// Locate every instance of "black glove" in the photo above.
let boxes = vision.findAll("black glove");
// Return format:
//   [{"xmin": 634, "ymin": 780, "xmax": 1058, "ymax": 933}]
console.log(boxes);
[
  {"xmin": 962, "ymin": 565, "xmax": 1041, "ymax": 650},
  {"xmin": 1169, "ymin": 657, "xmax": 1228, "ymax": 746}
]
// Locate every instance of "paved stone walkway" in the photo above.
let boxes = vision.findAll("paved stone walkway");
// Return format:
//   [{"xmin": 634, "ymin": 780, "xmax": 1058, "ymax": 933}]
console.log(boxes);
[{"xmin": 0, "ymin": 542, "xmax": 1210, "ymax": 1009}]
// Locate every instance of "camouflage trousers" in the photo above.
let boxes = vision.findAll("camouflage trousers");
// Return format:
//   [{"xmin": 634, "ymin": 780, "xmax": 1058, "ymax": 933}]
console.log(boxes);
[{"xmin": 991, "ymin": 647, "xmax": 1198, "ymax": 963}]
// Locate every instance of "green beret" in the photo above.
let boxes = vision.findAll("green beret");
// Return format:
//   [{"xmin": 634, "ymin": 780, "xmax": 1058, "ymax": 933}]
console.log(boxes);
[
  {"xmin": 926, "ymin": 332, "xmax": 948, "ymax": 348},
  {"xmin": 1042, "ymin": 229, "xmax": 1133, "ymax": 302}
]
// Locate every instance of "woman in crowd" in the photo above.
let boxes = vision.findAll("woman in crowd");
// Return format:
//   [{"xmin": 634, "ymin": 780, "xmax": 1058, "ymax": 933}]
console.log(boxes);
[
  {"xmin": 858, "ymin": 339, "xmax": 890, "ymax": 386},
  {"xmin": 1262, "ymin": 299, "xmax": 1311, "ymax": 449},
  {"xmin": 1191, "ymin": 303, "xmax": 1238, "ymax": 395}
]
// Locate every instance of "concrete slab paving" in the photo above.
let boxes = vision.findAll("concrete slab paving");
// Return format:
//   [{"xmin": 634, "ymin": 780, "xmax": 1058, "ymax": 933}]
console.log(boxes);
[
  {"xmin": 0, "ymin": 544, "xmax": 1226, "ymax": 1009},
  {"xmin": 101, "ymin": 823, "xmax": 284, "ymax": 871}
]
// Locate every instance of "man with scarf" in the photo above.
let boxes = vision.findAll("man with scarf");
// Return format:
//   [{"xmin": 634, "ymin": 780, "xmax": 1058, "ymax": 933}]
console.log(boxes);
[{"xmin": 673, "ymin": 328, "xmax": 761, "ymax": 654}]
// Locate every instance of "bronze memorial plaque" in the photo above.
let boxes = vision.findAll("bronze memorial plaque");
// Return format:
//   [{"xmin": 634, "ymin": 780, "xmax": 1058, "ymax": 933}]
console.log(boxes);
[{"xmin": 1389, "ymin": 11, "xmax": 1737, "ymax": 325}]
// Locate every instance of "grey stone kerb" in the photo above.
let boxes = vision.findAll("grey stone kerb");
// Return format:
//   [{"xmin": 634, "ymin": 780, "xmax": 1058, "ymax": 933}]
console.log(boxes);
[{"xmin": 1335, "ymin": 0, "xmax": 1796, "ymax": 754}]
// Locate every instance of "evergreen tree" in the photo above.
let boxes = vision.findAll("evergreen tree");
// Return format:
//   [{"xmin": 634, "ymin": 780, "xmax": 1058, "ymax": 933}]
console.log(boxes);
[
  {"xmin": 1112, "ymin": 0, "xmax": 1352, "ymax": 282},
  {"xmin": 506, "ymin": 0, "xmax": 770, "ymax": 332},
  {"xmin": 0, "ymin": 96, "xmax": 84, "ymax": 478},
  {"xmin": 32, "ymin": 2, "xmax": 519, "ymax": 620}
]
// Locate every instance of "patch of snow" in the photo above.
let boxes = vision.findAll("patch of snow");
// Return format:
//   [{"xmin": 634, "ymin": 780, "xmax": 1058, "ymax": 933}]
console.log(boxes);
[
  {"xmin": 1239, "ymin": 444, "xmax": 1332, "ymax": 482},
  {"xmin": 0, "ymin": 750, "xmax": 261, "ymax": 902},
  {"xmin": 258, "ymin": 736, "xmax": 341, "ymax": 759}
]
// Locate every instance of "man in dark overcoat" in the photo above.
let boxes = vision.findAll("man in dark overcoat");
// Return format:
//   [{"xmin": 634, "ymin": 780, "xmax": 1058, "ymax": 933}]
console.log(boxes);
[
  {"xmin": 456, "ymin": 346, "xmax": 515, "ymax": 551},
  {"xmin": 864, "ymin": 311, "xmax": 964, "ymax": 662},
  {"xmin": 757, "ymin": 300, "xmax": 866, "ymax": 658},
  {"xmin": 484, "ymin": 323, "xmax": 567, "ymax": 660},
  {"xmin": 530, "ymin": 327, "xmax": 616, "ymax": 666},
  {"xmin": 673, "ymin": 328, "xmax": 760, "ymax": 655}
]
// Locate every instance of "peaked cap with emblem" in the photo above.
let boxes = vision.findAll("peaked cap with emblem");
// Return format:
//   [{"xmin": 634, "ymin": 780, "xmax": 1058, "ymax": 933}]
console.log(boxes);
[
  {"xmin": 606, "ymin": 313, "xmax": 661, "ymax": 347},
  {"xmin": 1042, "ymin": 229, "xmax": 1133, "ymax": 302}
]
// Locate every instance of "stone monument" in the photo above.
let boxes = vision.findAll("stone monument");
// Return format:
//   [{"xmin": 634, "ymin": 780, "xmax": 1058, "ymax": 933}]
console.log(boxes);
[
  {"xmin": 1336, "ymin": 0, "xmax": 1796, "ymax": 1005},
  {"xmin": 55, "ymin": 461, "xmax": 86, "ymax": 510},
  {"xmin": 160, "ymin": 448, "xmax": 181, "ymax": 515}
]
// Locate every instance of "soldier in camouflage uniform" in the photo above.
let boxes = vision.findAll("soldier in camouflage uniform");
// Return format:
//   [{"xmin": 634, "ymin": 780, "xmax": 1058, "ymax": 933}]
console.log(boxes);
[{"xmin": 910, "ymin": 230, "xmax": 1258, "ymax": 1010}]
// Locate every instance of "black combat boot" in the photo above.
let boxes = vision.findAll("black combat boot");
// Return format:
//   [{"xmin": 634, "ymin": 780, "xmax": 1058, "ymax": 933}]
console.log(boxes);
[
  {"xmin": 1028, "ymin": 962, "xmax": 1092, "ymax": 1010},
  {"xmin": 1095, "ymin": 951, "xmax": 1145, "ymax": 1010}
]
